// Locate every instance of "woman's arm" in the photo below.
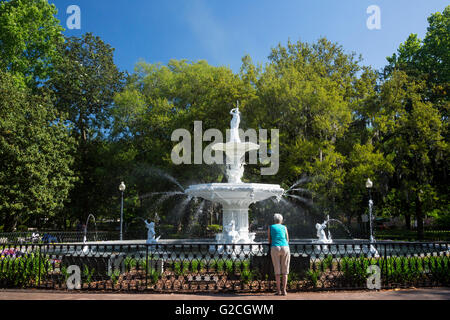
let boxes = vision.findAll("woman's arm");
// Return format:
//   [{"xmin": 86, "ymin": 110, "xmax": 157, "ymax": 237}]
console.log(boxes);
[
  {"xmin": 285, "ymin": 227, "xmax": 289, "ymax": 243},
  {"xmin": 268, "ymin": 226, "xmax": 271, "ymax": 245}
]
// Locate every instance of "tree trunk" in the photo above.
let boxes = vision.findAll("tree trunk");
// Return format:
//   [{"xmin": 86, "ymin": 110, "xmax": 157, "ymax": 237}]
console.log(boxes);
[
  {"xmin": 416, "ymin": 193, "xmax": 424, "ymax": 240},
  {"xmin": 405, "ymin": 214, "xmax": 411, "ymax": 230},
  {"xmin": 3, "ymin": 215, "xmax": 18, "ymax": 232}
]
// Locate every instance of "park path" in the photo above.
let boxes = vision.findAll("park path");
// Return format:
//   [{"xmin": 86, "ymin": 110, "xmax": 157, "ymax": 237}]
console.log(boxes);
[{"xmin": 0, "ymin": 288, "xmax": 449, "ymax": 300}]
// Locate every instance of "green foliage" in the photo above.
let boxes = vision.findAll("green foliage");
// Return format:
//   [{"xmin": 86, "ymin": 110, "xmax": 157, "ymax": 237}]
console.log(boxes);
[
  {"xmin": 287, "ymin": 272, "xmax": 300, "ymax": 287},
  {"xmin": 0, "ymin": 71, "xmax": 76, "ymax": 231},
  {"xmin": 305, "ymin": 269, "xmax": 321, "ymax": 288},
  {"xmin": 124, "ymin": 257, "xmax": 137, "ymax": 270},
  {"xmin": 109, "ymin": 269, "xmax": 121, "ymax": 286},
  {"xmin": 0, "ymin": 0, "xmax": 65, "ymax": 87},
  {"xmin": 384, "ymin": 257, "xmax": 424, "ymax": 284},
  {"xmin": 320, "ymin": 255, "xmax": 334, "ymax": 271},
  {"xmin": 0, "ymin": 250, "xmax": 50, "ymax": 287},
  {"xmin": 340, "ymin": 256, "xmax": 378, "ymax": 286},
  {"xmin": 207, "ymin": 225, "xmax": 222, "ymax": 234},
  {"xmin": 148, "ymin": 267, "xmax": 161, "ymax": 285},
  {"xmin": 46, "ymin": 32, "xmax": 126, "ymax": 226},
  {"xmin": 382, "ymin": 6, "xmax": 449, "ymax": 237},
  {"xmin": 173, "ymin": 261, "xmax": 190, "ymax": 276},
  {"xmin": 227, "ymin": 260, "xmax": 236, "ymax": 275},
  {"xmin": 240, "ymin": 268, "xmax": 255, "ymax": 285},
  {"xmin": 340, "ymin": 255, "xmax": 450, "ymax": 287},
  {"xmin": 82, "ymin": 265, "xmax": 95, "ymax": 284}
]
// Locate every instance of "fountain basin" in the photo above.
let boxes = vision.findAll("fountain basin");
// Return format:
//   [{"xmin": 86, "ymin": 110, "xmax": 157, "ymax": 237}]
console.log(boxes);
[
  {"xmin": 186, "ymin": 183, "xmax": 284, "ymax": 205},
  {"xmin": 186, "ymin": 183, "xmax": 284, "ymax": 243}
]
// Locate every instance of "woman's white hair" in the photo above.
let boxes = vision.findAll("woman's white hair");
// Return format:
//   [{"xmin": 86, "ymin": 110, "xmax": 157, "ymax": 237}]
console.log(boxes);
[{"xmin": 273, "ymin": 213, "xmax": 283, "ymax": 224}]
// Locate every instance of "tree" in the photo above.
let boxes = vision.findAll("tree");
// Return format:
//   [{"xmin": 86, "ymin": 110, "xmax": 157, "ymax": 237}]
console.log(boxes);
[
  {"xmin": 375, "ymin": 71, "xmax": 445, "ymax": 239},
  {"xmin": 0, "ymin": 0, "xmax": 64, "ymax": 88},
  {"xmin": 241, "ymin": 39, "xmax": 380, "ymax": 222},
  {"xmin": 384, "ymin": 6, "xmax": 449, "ymax": 236},
  {"xmin": 0, "ymin": 71, "xmax": 76, "ymax": 231},
  {"xmin": 113, "ymin": 59, "xmax": 254, "ymax": 232},
  {"xmin": 47, "ymin": 33, "xmax": 126, "ymax": 224}
]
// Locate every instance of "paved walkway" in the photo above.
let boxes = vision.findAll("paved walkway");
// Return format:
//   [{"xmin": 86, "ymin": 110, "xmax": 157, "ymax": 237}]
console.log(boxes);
[{"xmin": 0, "ymin": 288, "xmax": 449, "ymax": 300}]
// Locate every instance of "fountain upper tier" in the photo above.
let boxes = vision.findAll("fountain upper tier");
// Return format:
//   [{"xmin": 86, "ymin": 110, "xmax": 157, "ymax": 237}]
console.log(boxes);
[{"xmin": 185, "ymin": 183, "xmax": 284, "ymax": 208}]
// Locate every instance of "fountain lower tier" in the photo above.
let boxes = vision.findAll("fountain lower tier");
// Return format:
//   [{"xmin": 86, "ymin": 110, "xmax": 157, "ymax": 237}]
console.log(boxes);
[{"xmin": 185, "ymin": 183, "xmax": 284, "ymax": 244}]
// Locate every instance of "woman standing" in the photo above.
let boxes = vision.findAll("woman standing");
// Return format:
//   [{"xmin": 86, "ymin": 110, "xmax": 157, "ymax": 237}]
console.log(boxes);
[{"xmin": 268, "ymin": 213, "xmax": 290, "ymax": 296}]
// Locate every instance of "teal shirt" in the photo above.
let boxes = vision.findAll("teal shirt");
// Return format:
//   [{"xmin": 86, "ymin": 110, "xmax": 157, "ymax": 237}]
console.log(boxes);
[{"xmin": 270, "ymin": 224, "xmax": 289, "ymax": 247}]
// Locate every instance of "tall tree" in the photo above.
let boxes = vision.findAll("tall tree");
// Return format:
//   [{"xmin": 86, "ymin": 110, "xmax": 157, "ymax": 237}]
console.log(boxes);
[
  {"xmin": 113, "ymin": 59, "xmax": 254, "ymax": 232},
  {"xmin": 0, "ymin": 0, "xmax": 64, "ymax": 88},
  {"xmin": 384, "ymin": 6, "xmax": 449, "ymax": 237},
  {"xmin": 241, "ymin": 39, "xmax": 385, "ymax": 222},
  {"xmin": 48, "ymin": 33, "xmax": 126, "ymax": 224},
  {"xmin": 0, "ymin": 71, "xmax": 76, "ymax": 231},
  {"xmin": 375, "ymin": 71, "xmax": 445, "ymax": 239}
]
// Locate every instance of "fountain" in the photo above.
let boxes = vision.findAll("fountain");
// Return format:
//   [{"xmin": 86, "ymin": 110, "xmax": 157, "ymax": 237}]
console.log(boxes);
[
  {"xmin": 82, "ymin": 214, "xmax": 97, "ymax": 254},
  {"xmin": 65, "ymin": 105, "xmax": 381, "ymax": 259},
  {"xmin": 38, "ymin": 105, "xmax": 446, "ymax": 266},
  {"xmin": 185, "ymin": 104, "xmax": 285, "ymax": 245}
]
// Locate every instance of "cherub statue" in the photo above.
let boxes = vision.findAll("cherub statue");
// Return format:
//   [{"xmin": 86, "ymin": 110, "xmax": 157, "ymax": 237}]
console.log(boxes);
[
  {"xmin": 145, "ymin": 220, "xmax": 160, "ymax": 244},
  {"xmin": 224, "ymin": 220, "xmax": 240, "ymax": 243},
  {"xmin": 316, "ymin": 221, "xmax": 331, "ymax": 243}
]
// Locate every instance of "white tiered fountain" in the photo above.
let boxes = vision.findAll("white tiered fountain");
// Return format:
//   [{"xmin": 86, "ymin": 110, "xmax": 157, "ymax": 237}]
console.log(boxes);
[{"xmin": 185, "ymin": 106, "xmax": 285, "ymax": 245}]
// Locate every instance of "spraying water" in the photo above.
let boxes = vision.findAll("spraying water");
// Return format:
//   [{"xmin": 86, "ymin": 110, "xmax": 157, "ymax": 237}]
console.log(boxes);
[
  {"xmin": 83, "ymin": 214, "xmax": 97, "ymax": 243},
  {"xmin": 325, "ymin": 219, "xmax": 353, "ymax": 238},
  {"xmin": 146, "ymin": 167, "xmax": 185, "ymax": 192}
]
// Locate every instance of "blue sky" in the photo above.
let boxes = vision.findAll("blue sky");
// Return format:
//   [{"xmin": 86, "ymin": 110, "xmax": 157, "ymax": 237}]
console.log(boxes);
[{"xmin": 50, "ymin": 0, "xmax": 449, "ymax": 74}]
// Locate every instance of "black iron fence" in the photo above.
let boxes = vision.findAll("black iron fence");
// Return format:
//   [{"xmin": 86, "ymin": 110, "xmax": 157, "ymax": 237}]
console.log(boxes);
[
  {"xmin": 1, "ymin": 241, "xmax": 448, "ymax": 292},
  {"xmin": 0, "ymin": 231, "xmax": 147, "ymax": 244}
]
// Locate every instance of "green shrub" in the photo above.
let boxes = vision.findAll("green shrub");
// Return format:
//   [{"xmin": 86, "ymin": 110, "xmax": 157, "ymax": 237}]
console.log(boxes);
[
  {"xmin": 225, "ymin": 260, "xmax": 234, "ymax": 275},
  {"xmin": 82, "ymin": 265, "xmax": 95, "ymax": 284},
  {"xmin": 216, "ymin": 260, "xmax": 224, "ymax": 272},
  {"xmin": 339, "ymin": 255, "xmax": 450, "ymax": 287},
  {"xmin": 173, "ymin": 261, "xmax": 189, "ymax": 276},
  {"xmin": 148, "ymin": 268, "xmax": 160, "ymax": 284},
  {"xmin": 240, "ymin": 269, "xmax": 255, "ymax": 284},
  {"xmin": 340, "ymin": 256, "xmax": 378, "ymax": 286},
  {"xmin": 110, "ymin": 269, "xmax": 121, "ymax": 285},
  {"xmin": 0, "ymin": 250, "xmax": 50, "ymax": 288},
  {"xmin": 320, "ymin": 255, "xmax": 333, "ymax": 271},
  {"xmin": 124, "ymin": 257, "xmax": 137, "ymax": 270},
  {"xmin": 207, "ymin": 225, "xmax": 222, "ymax": 233},
  {"xmin": 305, "ymin": 270, "xmax": 321, "ymax": 288},
  {"xmin": 384, "ymin": 256, "xmax": 423, "ymax": 284},
  {"xmin": 288, "ymin": 272, "xmax": 300, "ymax": 287},
  {"xmin": 191, "ymin": 260, "xmax": 199, "ymax": 273}
]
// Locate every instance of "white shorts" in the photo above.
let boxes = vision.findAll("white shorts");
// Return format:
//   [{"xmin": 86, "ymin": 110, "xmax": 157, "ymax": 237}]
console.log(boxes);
[{"xmin": 271, "ymin": 246, "xmax": 290, "ymax": 275}]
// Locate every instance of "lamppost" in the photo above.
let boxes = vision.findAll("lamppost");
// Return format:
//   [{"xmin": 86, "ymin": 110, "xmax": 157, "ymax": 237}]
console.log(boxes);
[
  {"xmin": 119, "ymin": 182, "xmax": 126, "ymax": 241},
  {"xmin": 366, "ymin": 178, "xmax": 374, "ymax": 243}
]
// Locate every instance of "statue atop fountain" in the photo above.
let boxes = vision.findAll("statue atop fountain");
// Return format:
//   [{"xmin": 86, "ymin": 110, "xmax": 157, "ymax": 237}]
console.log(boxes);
[
  {"xmin": 229, "ymin": 103, "xmax": 241, "ymax": 143},
  {"xmin": 145, "ymin": 220, "xmax": 161, "ymax": 244}
]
